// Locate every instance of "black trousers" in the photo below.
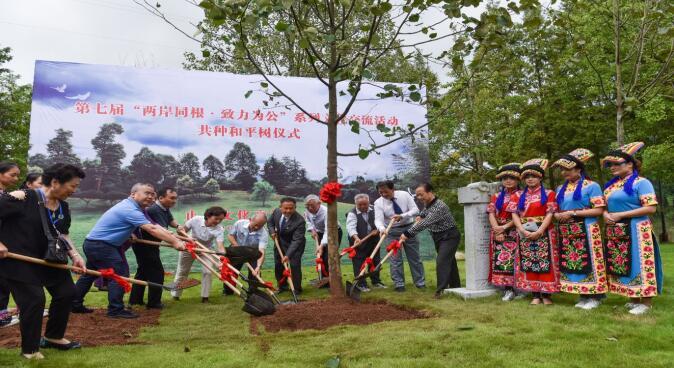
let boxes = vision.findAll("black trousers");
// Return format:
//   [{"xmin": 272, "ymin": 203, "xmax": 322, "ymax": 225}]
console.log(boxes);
[
  {"xmin": 7, "ymin": 279, "xmax": 75, "ymax": 354},
  {"xmin": 316, "ymin": 228, "xmax": 343, "ymax": 277},
  {"xmin": 352, "ymin": 245, "xmax": 382, "ymax": 287},
  {"xmin": 129, "ymin": 244, "xmax": 165, "ymax": 306},
  {"xmin": 432, "ymin": 228, "xmax": 462, "ymax": 293},
  {"xmin": 274, "ymin": 247, "xmax": 304, "ymax": 293},
  {"xmin": 0, "ymin": 277, "xmax": 10, "ymax": 311}
]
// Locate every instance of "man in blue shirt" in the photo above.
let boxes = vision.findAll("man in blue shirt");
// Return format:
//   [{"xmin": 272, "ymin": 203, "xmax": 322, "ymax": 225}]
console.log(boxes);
[{"xmin": 72, "ymin": 183, "xmax": 185, "ymax": 319}]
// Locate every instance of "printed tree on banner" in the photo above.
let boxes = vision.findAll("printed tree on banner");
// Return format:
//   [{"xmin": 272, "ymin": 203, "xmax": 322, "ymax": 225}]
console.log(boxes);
[{"xmin": 138, "ymin": 0, "xmax": 538, "ymax": 296}]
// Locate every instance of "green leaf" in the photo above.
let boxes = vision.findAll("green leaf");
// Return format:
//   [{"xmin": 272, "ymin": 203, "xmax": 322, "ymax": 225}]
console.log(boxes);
[
  {"xmin": 244, "ymin": 90, "xmax": 252, "ymax": 98},
  {"xmin": 349, "ymin": 120, "xmax": 360, "ymax": 134},
  {"xmin": 376, "ymin": 124, "xmax": 390, "ymax": 133},
  {"xmin": 409, "ymin": 91, "xmax": 421, "ymax": 102},
  {"xmin": 275, "ymin": 21, "xmax": 289, "ymax": 32},
  {"xmin": 429, "ymin": 33, "xmax": 437, "ymax": 39},
  {"xmin": 358, "ymin": 148, "xmax": 369, "ymax": 160},
  {"xmin": 202, "ymin": 50, "xmax": 210, "ymax": 58},
  {"xmin": 383, "ymin": 84, "xmax": 397, "ymax": 91},
  {"xmin": 362, "ymin": 69, "xmax": 373, "ymax": 79},
  {"xmin": 198, "ymin": 1, "xmax": 213, "ymax": 10},
  {"xmin": 260, "ymin": 82, "xmax": 269, "ymax": 88},
  {"xmin": 299, "ymin": 38, "xmax": 310, "ymax": 49},
  {"xmin": 409, "ymin": 13, "xmax": 420, "ymax": 22},
  {"xmin": 324, "ymin": 34, "xmax": 336, "ymax": 42}
]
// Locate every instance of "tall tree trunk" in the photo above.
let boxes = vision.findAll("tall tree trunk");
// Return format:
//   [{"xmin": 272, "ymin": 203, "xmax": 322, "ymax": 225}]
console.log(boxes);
[
  {"xmin": 327, "ymin": 14, "xmax": 343, "ymax": 296},
  {"xmin": 658, "ymin": 179, "xmax": 669, "ymax": 242},
  {"xmin": 613, "ymin": 0, "xmax": 625, "ymax": 145}
]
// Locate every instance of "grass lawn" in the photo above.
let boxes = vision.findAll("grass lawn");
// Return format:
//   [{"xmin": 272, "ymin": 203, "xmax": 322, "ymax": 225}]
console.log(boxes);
[
  {"xmin": 0, "ymin": 244, "xmax": 672, "ymax": 367},
  {"xmin": 66, "ymin": 190, "xmax": 437, "ymax": 271}
]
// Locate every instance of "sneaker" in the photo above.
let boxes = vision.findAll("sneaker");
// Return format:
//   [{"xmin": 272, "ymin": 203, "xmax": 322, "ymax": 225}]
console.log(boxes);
[
  {"xmin": 502, "ymin": 290, "xmax": 516, "ymax": 302},
  {"xmin": 628, "ymin": 304, "xmax": 651, "ymax": 315},
  {"xmin": 574, "ymin": 299, "xmax": 589, "ymax": 308},
  {"xmin": 107, "ymin": 310, "xmax": 139, "ymax": 319},
  {"xmin": 372, "ymin": 282, "xmax": 387, "ymax": 289},
  {"xmin": 71, "ymin": 305, "xmax": 94, "ymax": 314},
  {"xmin": 580, "ymin": 299, "xmax": 601, "ymax": 310},
  {"xmin": 22, "ymin": 352, "xmax": 45, "ymax": 360},
  {"xmin": 394, "ymin": 286, "xmax": 406, "ymax": 292},
  {"xmin": 356, "ymin": 285, "xmax": 371, "ymax": 293},
  {"xmin": 624, "ymin": 302, "xmax": 639, "ymax": 310}
]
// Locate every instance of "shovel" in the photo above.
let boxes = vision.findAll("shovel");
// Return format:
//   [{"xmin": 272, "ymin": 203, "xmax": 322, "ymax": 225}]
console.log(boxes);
[
  {"xmin": 313, "ymin": 237, "xmax": 330, "ymax": 289},
  {"xmin": 346, "ymin": 220, "xmax": 396, "ymax": 301},
  {"xmin": 134, "ymin": 237, "xmax": 261, "ymax": 265},
  {"xmin": 6, "ymin": 252, "xmax": 200, "ymax": 292},
  {"xmin": 273, "ymin": 235, "xmax": 299, "ymax": 304},
  {"xmin": 339, "ymin": 231, "xmax": 375, "ymax": 258}
]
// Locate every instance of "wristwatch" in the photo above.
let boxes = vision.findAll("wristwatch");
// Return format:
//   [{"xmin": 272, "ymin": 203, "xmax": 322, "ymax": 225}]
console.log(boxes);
[{"xmin": 572, "ymin": 210, "xmax": 578, "ymax": 217}]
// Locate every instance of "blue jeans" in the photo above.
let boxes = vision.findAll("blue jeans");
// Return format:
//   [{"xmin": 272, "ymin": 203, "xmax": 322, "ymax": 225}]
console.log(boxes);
[{"xmin": 73, "ymin": 239, "xmax": 129, "ymax": 315}]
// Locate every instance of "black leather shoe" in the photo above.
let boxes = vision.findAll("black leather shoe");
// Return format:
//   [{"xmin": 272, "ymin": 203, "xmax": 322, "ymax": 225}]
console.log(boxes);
[
  {"xmin": 394, "ymin": 286, "xmax": 406, "ymax": 292},
  {"xmin": 107, "ymin": 310, "xmax": 139, "ymax": 319},
  {"xmin": 71, "ymin": 305, "xmax": 94, "ymax": 314},
  {"xmin": 40, "ymin": 338, "xmax": 81, "ymax": 350},
  {"xmin": 146, "ymin": 303, "xmax": 165, "ymax": 310}
]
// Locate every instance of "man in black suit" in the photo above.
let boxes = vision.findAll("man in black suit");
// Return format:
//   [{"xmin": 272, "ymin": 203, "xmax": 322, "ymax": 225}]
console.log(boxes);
[{"xmin": 268, "ymin": 197, "xmax": 306, "ymax": 293}]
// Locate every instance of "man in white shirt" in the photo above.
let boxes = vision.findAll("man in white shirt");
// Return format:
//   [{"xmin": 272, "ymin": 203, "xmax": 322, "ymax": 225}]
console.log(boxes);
[
  {"xmin": 172, "ymin": 206, "xmax": 226, "ymax": 303},
  {"xmin": 374, "ymin": 180, "xmax": 425, "ymax": 291},
  {"xmin": 228, "ymin": 212, "xmax": 268, "ymax": 276},
  {"xmin": 304, "ymin": 195, "xmax": 342, "ymax": 281}
]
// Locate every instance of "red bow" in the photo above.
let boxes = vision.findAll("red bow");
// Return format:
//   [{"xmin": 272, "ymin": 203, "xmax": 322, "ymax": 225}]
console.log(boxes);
[
  {"xmin": 315, "ymin": 258, "xmax": 329, "ymax": 277},
  {"xmin": 279, "ymin": 268, "xmax": 292, "ymax": 286},
  {"xmin": 98, "ymin": 268, "xmax": 132, "ymax": 293},
  {"xmin": 319, "ymin": 182, "xmax": 343, "ymax": 204},
  {"xmin": 386, "ymin": 240, "xmax": 402, "ymax": 256},
  {"xmin": 185, "ymin": 242, "xmax": 198, "ymax": 259},
  {"xmin": 341, "ymin": 246, "xmax": 357, "ymax": 259},
  {"xmin": 219, "ymin": 257, "xmax": 238, "ymax": 286},
  {"xmin": 263, "ymin": 281, "xmax": 276, "ymax": 290},
  {"xmin": 360, "ymin": 257, "xmax": 376, "ymax": 272}
]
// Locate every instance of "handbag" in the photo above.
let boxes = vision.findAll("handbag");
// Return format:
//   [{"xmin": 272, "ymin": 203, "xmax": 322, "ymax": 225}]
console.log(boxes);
[{"xmin": 36, "ymin": 190, "xmax": 70, "ymax": 264}]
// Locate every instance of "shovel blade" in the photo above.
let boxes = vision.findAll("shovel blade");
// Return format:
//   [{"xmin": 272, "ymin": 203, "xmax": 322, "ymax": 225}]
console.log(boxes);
[
  {"xmin": 158, "ymin": 278, "xmax": 201, "ymax": 291},
  {"xmin": 345, "ymin": 281, "xmax": 361, "ymax": 302}
]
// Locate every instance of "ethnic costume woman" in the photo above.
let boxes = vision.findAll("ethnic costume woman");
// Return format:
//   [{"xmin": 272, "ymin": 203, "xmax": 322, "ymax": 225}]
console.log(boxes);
[
  {"xmin": 602, "ymin": 142, "xmax": 662, "ymax": 315},
  {"xmin": 487, "ymin": 163, "xmax": 522, "ymax": 302},
  {"xmin": 552, "ymin": 149, "xmax": 607, "ymax": 310},
  {"xmin": 507, "ymin": 159, "xmax": 560, "ymax": 305}
]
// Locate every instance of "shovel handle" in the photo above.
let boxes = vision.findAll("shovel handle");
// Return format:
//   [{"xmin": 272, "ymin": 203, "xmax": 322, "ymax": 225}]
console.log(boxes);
[
  {"xmin": 273, "ymin": 235, "xmax": 297, "ymax": 293},
  {"xmin": 354, "ymin": 220, "xmax": 397, "ymax": 278},
  {"xmin": 192, "ymin": 251, "xmax": 241, "ymax": 296}
]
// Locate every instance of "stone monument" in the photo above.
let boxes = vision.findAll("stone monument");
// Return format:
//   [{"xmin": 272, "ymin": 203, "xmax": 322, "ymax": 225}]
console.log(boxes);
[{"xmin": 445, "ymin": 181, "xmax": 500, "ymax": 299}]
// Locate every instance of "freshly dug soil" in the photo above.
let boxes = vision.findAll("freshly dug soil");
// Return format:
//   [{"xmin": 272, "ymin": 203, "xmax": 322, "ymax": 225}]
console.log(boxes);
[
  {"xmin": 0, "ymin": 309, "xmax": 160, "ymax": 348},
  {"xmin": 251, "ymin": 298, "xmax": 430, "ymax": 333}
]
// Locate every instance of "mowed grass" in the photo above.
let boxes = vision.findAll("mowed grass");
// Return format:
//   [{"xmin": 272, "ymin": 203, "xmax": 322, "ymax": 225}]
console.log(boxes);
[
  {"xmin": 66, "ymin": 190, "xmax": 437, "ymax": 271},
  {"xmin": 0, "ymin": 245, "xmax": 672, "ymax": 367}
]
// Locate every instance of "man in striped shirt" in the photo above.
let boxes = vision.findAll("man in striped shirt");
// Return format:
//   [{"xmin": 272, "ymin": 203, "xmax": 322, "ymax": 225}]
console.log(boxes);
[{"xmin": 401, "ymin": 183, "xmax": 461, "ymax": 298}]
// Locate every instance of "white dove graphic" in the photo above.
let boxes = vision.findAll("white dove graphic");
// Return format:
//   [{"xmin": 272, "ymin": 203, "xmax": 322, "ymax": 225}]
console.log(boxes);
[
  {"xmin": 65, "ymin": 92, "xmax": 91, "ymax": 101},
  {"xmin": 51, "ymin": 84, "xmax": 67, "ymax": 93}
]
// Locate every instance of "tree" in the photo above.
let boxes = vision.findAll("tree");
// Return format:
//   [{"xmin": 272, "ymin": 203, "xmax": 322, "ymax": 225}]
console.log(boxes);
[
  {"xmin": 46, "ymin": 128, "xmax": 81, "ymax": 167},
  {"xmin": 251, "ymin": 180, "xmax": 275, "ymax": 206},
  {"xmin": 203, "ymin": 177, "xmax": 220, "ymax": 199},
  {"xmin": 91, "ymin": 123, "xmax": 126, "ymax": 192},
  {"xmin": 0, "ymin": 46, "xmax": 31, "ymax": 170},
  {"xmin": 202, "ymin": 154, "xmax": 225, "ymax": 179},
  {"xmin": 128, "ymin": 147, "xmax": 163, "ymax": 186},
  {"xmin": 157, "ymin": 153, "xmax": 182, "ymax": 186},
  {"xmin": 28, "ymin": 153, "xmax": 50, "ymax": 169},
  {"xmin": 261, "ymin": 155, "xmax": 288, "ymax": 192},
  {"xmin": 224, "ymin": 142, "xmax": 259, "ymax": 190},
  {"xmin": 179, "ymin": 152, "xmax": 201, "ymax": 179},
  {"xmin": 175, "ymin": 175, "xmax": 196, "ymax": 194}
]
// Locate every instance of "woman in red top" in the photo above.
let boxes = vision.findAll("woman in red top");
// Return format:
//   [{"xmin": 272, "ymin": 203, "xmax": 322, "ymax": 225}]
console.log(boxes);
[
  {"xmin": 487, "ymin": 163, "xmax": 522, "ymax": 301},
  {"xmin": 507, "ymin": 159, "xmax": 560, "ymax": 305}
]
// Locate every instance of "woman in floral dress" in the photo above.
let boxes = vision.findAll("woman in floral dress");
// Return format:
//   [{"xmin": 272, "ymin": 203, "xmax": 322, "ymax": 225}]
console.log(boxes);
[
  {"xmin": 602, "ymin": 142, "xmax": 662, "ymax": 315},
  {"xmin": 487, "ymin": 163, "xmax": 522, "ymax": 301},
  {"xmin": 552, "ymin": 148, "xmax": 607, "ymax": 310}
]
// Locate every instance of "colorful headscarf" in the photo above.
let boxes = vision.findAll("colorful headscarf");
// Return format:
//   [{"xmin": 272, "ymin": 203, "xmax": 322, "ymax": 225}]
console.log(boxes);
[
  {"xmin": 602, "ymin": 142, "xmax": 645, "ymax": 196},
  {"xmin": 554, "ymin": 148, "xmax": 594, "ymax": 205}
]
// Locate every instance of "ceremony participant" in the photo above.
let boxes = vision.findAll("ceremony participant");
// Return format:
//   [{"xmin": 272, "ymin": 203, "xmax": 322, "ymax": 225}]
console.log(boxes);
[
  {"xmin": 507, "ymin": 159, "xmax": 560, "ymax": 305},
  {"xmin": 602, "ymin": 142, "xmax": 662, "ymax": 315},
  {"xmin": 0, "ymin": 161, "xmax": 21, "ymax": 328},
  {"xmin": 346, "ymin": 194, "xmax": 384, "ymax": 292},
  {"xmin": 72, "ymin": 183, "xmax": 185, "ymax": 319},
  {"xmin": 20, "ymin": 172, "xmax": 43, "ymax": 189},
  {"xmin": 172, "ymin": 206, "xmax": 226, "ymax": 303},
  {"xmin": 401, "ymin": 183, "xmax": 460, "ymax": 298},
  {"xmin": 0, "ymin": 164, "xmax": 86, "ymax": 359},
  {"xmin": 304, "ymin": 194, "xmax": 342, "ymax": 279},
  {"xmin": 268, "ymin": 197, "xmax": 306, "ymax": 293},
  {"xmin": 487, "ymin": 163, "xmax": 522, "ymax": 301},
  {"xmin": 129, "ymin": 187, "xmax": 182, "ymax": 309},
  {"xmin": 374, "ymin": 180, "xmax": 425, "ymax": 292},
  {"xmin": 552, "ymin": 149, "xmax": 608, "ymax": 310},
  {"xmin": 228, "ymin": 211, "xmax": 268, "ymax": 276}
]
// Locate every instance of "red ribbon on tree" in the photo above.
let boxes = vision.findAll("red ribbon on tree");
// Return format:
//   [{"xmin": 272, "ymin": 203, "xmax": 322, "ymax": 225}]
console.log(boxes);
[
  {"xmin": 341, "ymin": 246, "xmax": 357, "ymax": 259},
  {"xmin": 98, "ymin": 268, "xmax": 132, "ymax": 293},
  {"xmin": 315, "ymin": 258, "xmax": 329, "ymax": 277},
  {"xmin": 185, "ymin": 242, "xmax": 198, "ymax": 259},
  {"xmin": 219, "ymin": 257, "xmax": 238, "ymax": 286},
  {"xmin": 319, "ymin": 182, "xmax": 343, "ymax": 204},
  {"xmin": 386, "ymin": 240, "xmax": 402, "ymax": 256},
  {"xmin": 360, "ymin": 257, "xmax": 376, "ymax": 272},
  {"xmin": 279, "ymin": 268, "xmax": 292, "ymax": 286}
]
